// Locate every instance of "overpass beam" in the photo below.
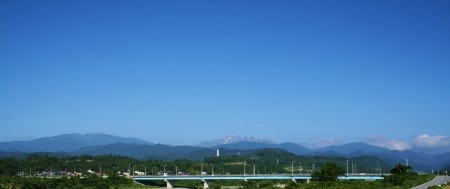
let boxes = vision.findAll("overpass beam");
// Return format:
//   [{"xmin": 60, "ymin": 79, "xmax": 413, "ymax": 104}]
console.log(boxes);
[
  {"xmin": 164, "ymin": 179, "xmax": 174, "ymax": 189},
  {"xmin": 202, "ymin": 179, "xmax": 209, "ymax": 189}
]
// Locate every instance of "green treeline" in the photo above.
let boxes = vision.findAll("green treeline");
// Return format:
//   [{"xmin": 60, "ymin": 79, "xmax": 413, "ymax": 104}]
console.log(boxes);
[
  {"xmin": 0, "ymin": 149, "xmax": 439, "ymax": 188},
  {"xmin": 0, "ymin": 174, "xmax": 133, "ymax": 189},
  {"xmin": 0, "ymin": 149, "xmax": 391, "ymax": 177}
]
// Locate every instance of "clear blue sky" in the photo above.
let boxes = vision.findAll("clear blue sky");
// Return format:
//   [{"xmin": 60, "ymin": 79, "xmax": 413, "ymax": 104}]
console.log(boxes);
[{"xmin": 1, "ymin": 0, "xmax": 449, "ymax": 148}]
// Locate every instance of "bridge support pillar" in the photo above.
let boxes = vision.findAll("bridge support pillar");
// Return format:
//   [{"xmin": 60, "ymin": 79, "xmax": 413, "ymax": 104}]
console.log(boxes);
[
  {"xmin": 291, "ymin": 179, "xmax": 297, "ymax": 182},
  {"xmin": 306, "ymin": 179, "xmax": 310, "ymax": 183},
  {"xmin": 164, "ymin": 179, "xmax": 174, "ymax": 188},
  {"xmin": 202, "ymin": 179, "xmax": 209, "ymax": 189}
]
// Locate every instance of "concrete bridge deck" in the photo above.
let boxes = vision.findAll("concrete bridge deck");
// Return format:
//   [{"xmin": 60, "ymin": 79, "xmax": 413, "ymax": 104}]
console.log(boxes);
[
  {"xmin": 132, "ymin": 174, "xmax": 383, "ymax": 181},
  {"xmin": 132, "ymin": 174, "xmax": 384, "ymax": 188}
]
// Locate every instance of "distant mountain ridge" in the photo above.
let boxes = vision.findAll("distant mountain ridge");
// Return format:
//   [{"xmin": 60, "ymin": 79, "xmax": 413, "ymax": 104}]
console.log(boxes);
[
  {"xmin": 0, "ymin": 133, "xmax": 153, "ymax": 152},
  {"xmin": 304, "ymin": 143, "xmax": 450, "ymax": 172},
  {"xmin": 215, "ymin": 141, "xmax": 312, "ymax": 155},
  {"xmin": 211, "ymin": 140, "xmax": 449, "ymax": 172},
  {"xmin": 1, "ymin": 133, "xmax": 450, "ymax": 171},
  {"xmin": 74, "ymin": 143, "xmax": 251, "ymax": 160},
  {"xmin": 316, "ymin": 142, "xmax": 390, "ymax": 154},
  {"xmin": 197, "ymin": 135, "xmax": 274, "ymax": 147}
]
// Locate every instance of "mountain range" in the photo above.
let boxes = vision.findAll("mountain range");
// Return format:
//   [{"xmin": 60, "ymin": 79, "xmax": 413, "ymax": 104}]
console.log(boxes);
[
  {"xmin": 0, "ymin": 133, "xmax": 152, "ymax": 152},
  {"xmin": 1, "ymin": 133, "xmax": 449, "ymax": 172},
  {"xmin": 197, "ymin": 135, "xmax": 274, "ymax": 147}
]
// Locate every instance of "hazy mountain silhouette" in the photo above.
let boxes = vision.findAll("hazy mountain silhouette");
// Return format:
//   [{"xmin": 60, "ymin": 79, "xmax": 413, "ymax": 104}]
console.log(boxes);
[
  {"xmin": 215, "ymin": 141, "xmax": 312, "ymax": 155},
  {"xmin": 74, "ymin": 143, "xmax": 251, "ymax": 160},
  {"xmin": 316, "ymin": 142, "xmax": 390, "ymax": 154},
  {"xmin": 198, "ymin": 135, "xmax": 274, "ymax": 147},
  {"xmin": 1, "ymin": 133, "xmax": 450, "ymax": 171},
  {"xmin": 0, "ymin": 133, "xmax": 153, "ymax": 152}
]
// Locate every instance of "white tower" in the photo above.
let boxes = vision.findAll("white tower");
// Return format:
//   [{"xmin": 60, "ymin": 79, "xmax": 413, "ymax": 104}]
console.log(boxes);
[{"xmin": 216, "ymin": 148, "xmax": 220, "ymax": 157}]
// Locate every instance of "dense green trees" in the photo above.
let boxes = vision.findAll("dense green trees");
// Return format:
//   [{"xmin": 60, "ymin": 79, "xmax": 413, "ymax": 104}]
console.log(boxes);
[
  {"xmin": 384, "ymin": 163, "xmax": 418, "ymax": 186},
  {"xmin": 1, "ymin": 149, "xmax": 391, "ymax": 177},
  {"xmin": 0, "ymin": 157, "xmax": 20, "ymax": 175},
  {"xmin": 0, "ymin": 150, "xmax": 438, "ymax": 188},
  {"xmin": 311, "ymin": 162, "xmax": 345, "ymax": 182},
  {"xmin": 0, "ymin": 173, "xmax": 133, "ymax": 189}
]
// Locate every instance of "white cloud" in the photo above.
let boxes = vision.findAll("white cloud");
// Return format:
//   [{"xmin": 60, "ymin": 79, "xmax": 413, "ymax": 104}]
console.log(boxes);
[
  {"xmin": 364, "ymin": 135, "xmax": 411, "ymax": 151},
  {"xmin": 414, "ymin": 134, "xmax": 450, "ymax": 148},
  {"xmin": 386, "ymin": 140, "xmax": 412, "ymax": 151}
]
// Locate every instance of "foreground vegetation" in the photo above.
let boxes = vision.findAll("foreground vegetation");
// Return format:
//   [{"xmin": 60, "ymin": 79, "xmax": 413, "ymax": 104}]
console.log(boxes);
[
  {"xmin": 0, "ymin": 149, "xmax": 392, "ymax": 177},
  {"xmin": 0, "ymin": 173, "xmax": 436, "ymax": 189},
  {"xmin": 0, "ymin": 174, "xmax": 135, "ymax": 189},
  {"xmin": 0, "ymin": 149, "xmax": 443, "ymax": 188}
]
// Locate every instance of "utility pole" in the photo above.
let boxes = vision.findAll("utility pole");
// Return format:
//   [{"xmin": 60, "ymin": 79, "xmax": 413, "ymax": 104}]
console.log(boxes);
[
  {"xmin": 376, "ymin": 161, "xmax": 379, "ymax": 175},
  {"xmin": 299, "ymin": 161, "xmax": 302, "ymax": 175},
  {"xmin": 252, "ymin": 164, "xmax": 255, "ymax": 175},
  {"xmin": 291, "ymin": 161, "xmax": 295, "ymax": 176},
  {"xmin": 164, "ymin": 164, "xmax": 167, "ymax": 176},
  {"xmin": 351, "ymin": 161, "xmax": 354, "ymax": 175},
  {"xmin": 174, "ymin": 165, "xmax": 177, "ymax": 176},
  {"xmin": 201, "ymin": 163, "xmax": 204, "ymax": 176},
  {"xmin": 346, "ymin": 160, "xmax": 349, "ymax": 176}
]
